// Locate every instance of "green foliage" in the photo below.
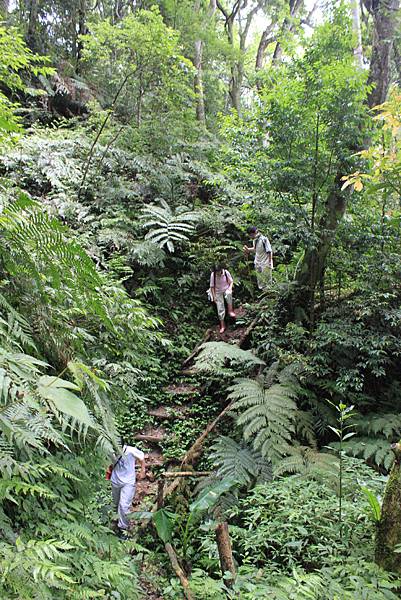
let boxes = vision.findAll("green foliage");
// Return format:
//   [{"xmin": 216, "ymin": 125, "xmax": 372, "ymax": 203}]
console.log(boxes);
[
  {"xmin": 1, "ymin": 2, "xmax": 401, "ymax": 597},
  {"xmin": 0, "ymin": 25, "xmax": 53, "ymax": 142},
  {"xmin": 230, "ymin": 560, "xmax": 401, "ymax": 600},
  {"xmin": 273, "ymin": 445, "xmax": 338, "ymax": 479},
  {"xmin": 194, "ymin": 342, "xmax": 264, "ymax": 374},
  {"xmin": 141, "ymin": 199, "xmax": 199, "ymax": 253},
  {"xmin": 230, "ymin": 468, "xmax": 382, "ymax": 571},
  {"xmin": 361, "ymin": 486, "xmax": 381, "ymax": 522},
  {"xmin": 210, "ymin": 436, "xmax": 272, "ymax": 487},
  {"xmin": 229, "ymin": 376, "xmax": 298, "ymax": 463},
  {"xmin": 81, "ymin": 8, "xmax": 197, "ymax": 155}
]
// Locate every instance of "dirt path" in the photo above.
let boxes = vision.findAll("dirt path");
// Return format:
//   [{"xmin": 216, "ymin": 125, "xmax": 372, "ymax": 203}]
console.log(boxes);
[{"xmin": 133, "ymin": 307, "xmax": 257, "ymax": 508}]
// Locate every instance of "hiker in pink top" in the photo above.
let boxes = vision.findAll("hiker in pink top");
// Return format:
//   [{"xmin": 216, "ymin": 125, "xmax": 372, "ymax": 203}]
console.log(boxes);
[{"xmin": 209, "ymin": 264, "xmax": 235, "ymax": 334}]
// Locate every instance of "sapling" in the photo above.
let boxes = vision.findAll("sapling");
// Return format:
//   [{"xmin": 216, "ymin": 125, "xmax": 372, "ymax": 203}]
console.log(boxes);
[{"xmin": 327, "ymin": 401, "xmax": 356, "ymax": 540}]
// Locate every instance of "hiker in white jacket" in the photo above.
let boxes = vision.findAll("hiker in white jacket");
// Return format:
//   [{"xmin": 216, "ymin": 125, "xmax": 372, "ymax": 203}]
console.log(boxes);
[{"xmin": 243, "ymin": 226, "xmax": 273, "ymax": 290}]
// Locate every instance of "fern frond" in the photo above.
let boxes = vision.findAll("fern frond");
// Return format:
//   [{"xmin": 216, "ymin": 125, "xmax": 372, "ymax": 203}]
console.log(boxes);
[
  {"xmin": 141, "ymin": 199, "xmax": 198, "ymax": 252},
  {"xmin": 229, "ymin": 377, "xmax": 298, "ymax": 464},
  {"xmin": 274, "ymin": 445, "xmax": 339, "ymax": 478},
  {"xmin": 194, "ymin": 342, "xmax": 264, "ymax": 373},
  {"xmin": 210, "ymin": 436, "xmax": 272, "ymax": 486},
  {"xmin": 338, "ymin": 435, "xmax": 393, "ymax": 470}
]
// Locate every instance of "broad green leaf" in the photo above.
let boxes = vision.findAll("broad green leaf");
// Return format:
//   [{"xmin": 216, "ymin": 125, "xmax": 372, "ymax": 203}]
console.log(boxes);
[
  {"xmin": 38, "ymin": 376, "xmax": 93, "ymax": 426},
  {"xmin": 153, "ymin": 508, "xmax": 175, "ymax": 543},
  {"xmin": 38, "ymin": 375, "xmax": 80, "ymax": 391},
  {"xmin": 342, "ymin": 432, "xmax": 356, "ymax": 441},
  {"xmin": 190, "ymin": 478, "xmax": 236, "ymax": 514},
  {"xmin": 361, "ymin": 486, "xmax": 381, "ymax": 522}
]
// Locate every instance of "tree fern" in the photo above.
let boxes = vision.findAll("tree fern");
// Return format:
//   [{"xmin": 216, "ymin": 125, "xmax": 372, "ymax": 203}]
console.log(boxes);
[
  {"xmin": 210, "ymin": 436, "xmax": 272, "ymax": 486},
  {"xmin": 229, "ymin": 377, "xmax": 298, "ymax": 464},
  {"xmin": 337, "ymin": 412, "xmax": 401, "ymax": 469},
  {"xmin": 194, "ymin": 341, "xmax": 264, "ymax": 374},
  {"xmin": 339, "ymin": 435, "xmax": 393, "ymax": 470},
  {"xmin": 141, "ymin": 198, "xmax": 198, "ymax": 252},
  {"xmin": 274, "ymin": 445, "xmax": 339, "ymax": 479}
]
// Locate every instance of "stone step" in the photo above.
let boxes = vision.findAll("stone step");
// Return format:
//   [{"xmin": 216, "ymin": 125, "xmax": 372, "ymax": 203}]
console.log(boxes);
[
  {"xmin": 135, "ymin": 433, "xmax": 165, "ymax": 444},
  {"xmin": 148, "ymin": 405, "xmax": 189, "ymax": 420},
  {"xmin": 165, "ymin": 383, "xmax": 198, "ymax": 395},
  {"xmin": 135, "ymin": 426, "xmax": 166, "ymax": 445}
]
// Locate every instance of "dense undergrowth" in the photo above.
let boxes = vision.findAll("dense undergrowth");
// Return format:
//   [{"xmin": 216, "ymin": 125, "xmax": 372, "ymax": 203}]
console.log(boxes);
[{"xmin": 1, "ymin": 2, "xmax": 401, "ymax": 598}]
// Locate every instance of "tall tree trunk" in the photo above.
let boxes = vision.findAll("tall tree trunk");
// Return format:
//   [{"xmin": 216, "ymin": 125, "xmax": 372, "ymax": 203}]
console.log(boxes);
[
  {"xmin": 194, "ymin": 38, "xmax": 206, "ymax": 122},
  {"xmin": 216, "ymin": 0, "xmax": 248, "ymax": 113},
  {"xmin": 193, "ymin": 0, "xmax": 217, "ymax": 124},
  {"xmin": 272, "ymin": 0, "xmax": 304, "ymax": 63},
  {"xmin": 25, "ymin": 0, "xmax": 39, "ymax": 52},
  {"xmin": 376, "ymin": 443, "xmax": 401, "ymax": 572},
  {"xmin": 350, "ymin": 0, "xmax": 364, "ymax": 68},
  {"xmin": 0, "ymin": 0, "xmax": 9, "ymax": 18},
  {"xmin": 367, "ymin": 0, "xmax": 400, "ymax": 108},
  {"xmin": 76, "ymin": 0, "xmax": 87, "ymax": 71},
  {"xmin": 229, "ymin": 60, "xmax": 242, "ymax": 113}
]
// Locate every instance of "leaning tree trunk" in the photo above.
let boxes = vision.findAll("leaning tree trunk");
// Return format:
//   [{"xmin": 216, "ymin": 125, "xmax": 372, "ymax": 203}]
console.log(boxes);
[
  {"xmin": 216, "ymin": 522, "xmax": 236, "ymax": 587},
  {"xmin": 367, "ymin": 0, "xmax": 400, "ymax": 108},
  {"xmin": 376, "ymin": 443, "xmax": 401, "ymax": 572}
]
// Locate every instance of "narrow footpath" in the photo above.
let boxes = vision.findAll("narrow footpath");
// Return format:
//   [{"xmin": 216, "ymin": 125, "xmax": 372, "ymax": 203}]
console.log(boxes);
[{"xmin": 132, "ymin": 305, "xmax": 259, "ymax": 510}]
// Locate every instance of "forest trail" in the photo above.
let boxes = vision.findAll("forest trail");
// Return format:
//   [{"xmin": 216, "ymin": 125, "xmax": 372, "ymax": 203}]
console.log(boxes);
[{"xmin": 132, "ymin": 305, "xmax": 259, "ymax": 511}]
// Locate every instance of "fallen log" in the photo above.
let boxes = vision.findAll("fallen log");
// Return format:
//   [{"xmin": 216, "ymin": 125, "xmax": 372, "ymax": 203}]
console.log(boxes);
[
  {"xmin": 182, "ymin": 327, "xmax": 213, "ymax": 367},
  {"xmin": 237, "ymin": 315, "xmax": 259, "ymax": 348},
  {"xmin": 161, "ymin": 402, "xmax": 234, "ymax": 502},
  {"xmin": 165, "ymin": 542, "xmax": 194, "ymax": 600},
  {"xmin": 163, "ymin": 471, "xmax": 210, "ymax": 478}
]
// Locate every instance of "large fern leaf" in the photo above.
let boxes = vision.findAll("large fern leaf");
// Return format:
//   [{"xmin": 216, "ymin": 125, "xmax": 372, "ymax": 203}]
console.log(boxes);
[
  {"xmin": 229, "ymin": 377, "xmax": 298, "ymax": 464},
  {"xmin": 210, "ymin": 436, "xmax": 272, "ymax": 486},
  {"xmin": 194, "ymin": 341, "xmax": 264, "ymax": 373},
  {"xmin": 141, "ymin": 199, "xmax": 198, "ymax": 252}
]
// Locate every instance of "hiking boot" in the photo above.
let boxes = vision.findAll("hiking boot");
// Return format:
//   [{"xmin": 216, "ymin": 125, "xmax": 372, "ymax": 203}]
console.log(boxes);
[{"xmin": 219, "ymin": 325, "xmax": 225, "ymax": 334}]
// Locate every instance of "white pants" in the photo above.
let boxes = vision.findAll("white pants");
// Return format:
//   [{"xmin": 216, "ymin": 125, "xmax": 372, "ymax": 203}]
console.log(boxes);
[
  {"xmin": 215, "ymin": 290, "xmax": 232, "ymax": 321},
  {"xmin": 112, "ymin": 482, "xmax": 136, "ymax": 530},
  {"xmin": 255, "ymin": 260, "xmax": 272, "ymax": 290}
]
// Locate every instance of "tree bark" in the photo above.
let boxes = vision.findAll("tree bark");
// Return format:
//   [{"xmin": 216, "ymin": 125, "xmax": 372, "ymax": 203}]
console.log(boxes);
[
  {"xmin": 256, "ymin": 25, "xmax": 275, "ymax": 71},
  {"xmin": 194, "ymin": 38, "xmax": 206, "ymax": 123},
  {"xmin": 217, "ymin": 0, "xmax": 262, "ymax": 113},
  {"xmin": 367, "ymin": 0, "xmax": 400, "ymax": 108},
  {"xmin": 376, "ymin": 443, "xmax": 401, "ymax": 572},
  {"xmin": 0, "ymin": 0, "xmax": 9, "ymax": 18},
  {"xmin": 193, "ymin": 0, "xmax": 217, "ymax": 124},
  {"xmin": 272, "ymin": 0, "xmax": 304, "ymax": 63},
  {"xmin": 76, "ymin": 0, "xmax": 88, "ymax": 71},
  {"xmin": 350, "ymin": 0, "xmax": 364, "ymax": 68},
  {"xmin": 216, "ymin": 522, "xmax": 236, "ymax": 587},
  {"xmin": 25, "ymin": 0, "xmax": 39, "ymax": 52}
]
